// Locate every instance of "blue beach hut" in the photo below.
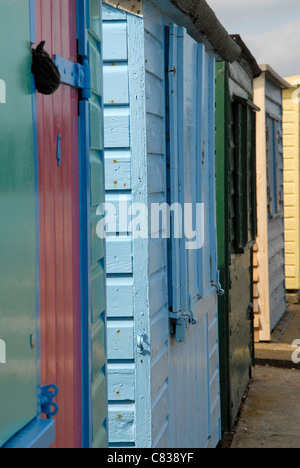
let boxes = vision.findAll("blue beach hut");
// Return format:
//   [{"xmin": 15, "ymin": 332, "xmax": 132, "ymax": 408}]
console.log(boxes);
[{"xmin": 102, "ymin": 0, "xmax": 241, "ymax": 448}]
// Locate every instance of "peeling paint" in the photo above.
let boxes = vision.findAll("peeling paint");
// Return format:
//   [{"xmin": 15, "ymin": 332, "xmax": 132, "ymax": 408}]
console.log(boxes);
[{"xmin": 103, "ymin": 0, "xmax": 143, "ymax": 17}]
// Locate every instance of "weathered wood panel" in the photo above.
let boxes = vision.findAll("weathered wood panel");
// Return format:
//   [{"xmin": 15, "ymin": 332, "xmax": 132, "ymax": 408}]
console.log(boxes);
[
  {"xmin": 268, "ymin": 216, "xmax": 286, "ymax": 330},
  {"xmin": 165, "ymin": 20, "xmax": 221, "ymax": 448},
  {"xmin": 103, "ymin": 4, "xmax": 151, "ymax": 448},
  {"xmin": 253, "ymin": 73, "xmax": 271, "ymax": 341},
  {"xmin": 215, "ymin": 59, "xmax": 254, "ymax": 431},
  {"xmin": 144, "ymin": 2, "xmax": 170, "ymax": 448}
]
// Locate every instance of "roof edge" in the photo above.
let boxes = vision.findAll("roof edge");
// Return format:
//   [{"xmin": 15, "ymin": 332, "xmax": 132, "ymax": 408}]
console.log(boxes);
[
  {"xmin": 230, "ymin": 35, "xmax": 262, "ymax": 78},
  {"xmin": 260, "ymin": 65, "xmax": 292, "ymax": 89}
]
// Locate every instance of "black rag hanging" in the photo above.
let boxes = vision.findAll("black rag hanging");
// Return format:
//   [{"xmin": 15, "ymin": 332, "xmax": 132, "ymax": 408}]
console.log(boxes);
[{"xmin": 32, "ymin": 41, "xmax": 61, "ymax": 95}]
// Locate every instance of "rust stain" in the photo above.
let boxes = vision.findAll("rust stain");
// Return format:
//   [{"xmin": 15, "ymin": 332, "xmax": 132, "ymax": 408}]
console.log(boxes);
[
  {"xmin": 116, "ymin": 329, "xmax": 120, "ymax": 334},
  {"xmin": 110, "ymin": 100, "xmax": 115, "ymax": 104},
  {"xmin": 124, "ymin": 183, "xmax": 127, "ymax": 187},
  {"xmin": 115, "ymin": 390, "xmax": 120, "ymax": 395},
  {"xmin": 113, "ymin": 159, "xmax": 118, "ymax": 163},
  {"xmin": 117, "ymin": 413, "xmax": 122, "ymax": 419},
  {"xmin": 130, "ymin": 4, "xmax": 136, "ymax": 12},
  {"xmin": 113, "ymin": 180, "xmax": 118, "ymax": 185},
  {"xmin": 111, "ymin": 62, "xmax": 116, "ymax": 67}
]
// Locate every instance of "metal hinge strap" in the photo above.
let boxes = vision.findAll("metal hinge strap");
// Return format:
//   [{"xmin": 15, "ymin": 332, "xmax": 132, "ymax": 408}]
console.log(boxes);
[{"xmin": 53, "ymin": 55, "xmax": 91, "ymax": 97}]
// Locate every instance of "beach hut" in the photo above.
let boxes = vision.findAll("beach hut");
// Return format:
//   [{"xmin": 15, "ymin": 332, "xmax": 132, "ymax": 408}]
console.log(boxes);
[
  {"xmin": 102, "ymin": 0, "xmax": 241, "ymax": 448},
  {"xmin": 215, "ymin": 36, "xmax": 261, "ymax": 432},
  {"xmin": 253, "ymin": 65, "xmax": 291, "ymax": 342},
  {"xmin": 282, "ymin": 77, "xmax": 300, "ymax": 301},
  {"xmin": 0, "ymin": 0, "xmax": 107, "ymax": 449}
]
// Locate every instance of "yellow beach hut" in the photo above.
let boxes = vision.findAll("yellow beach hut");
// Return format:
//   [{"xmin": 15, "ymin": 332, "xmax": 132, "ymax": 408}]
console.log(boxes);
[
  {"xmin": 283, "ymin": 76, "xmax": 300, "ymax": 299},
  {"xmin": 253, "ymin": 65, "xmax": 291, "ymax": 342}
]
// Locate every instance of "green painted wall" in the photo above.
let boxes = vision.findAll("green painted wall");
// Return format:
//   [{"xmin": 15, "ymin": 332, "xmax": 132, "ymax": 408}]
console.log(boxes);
[{"xmin": 0, "ymin": 0, "xmax": 37, "ymax": 446}]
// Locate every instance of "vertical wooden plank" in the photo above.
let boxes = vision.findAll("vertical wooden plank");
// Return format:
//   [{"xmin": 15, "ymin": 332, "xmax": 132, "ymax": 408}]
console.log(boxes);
[
  {"xmin": 88, "ymin": 0, "xmax": 108, "ymax": 449},
  {"xmin": 167, "ymin": 24, "xmax": 181, "ymax": 314},
  {"xmin": 103, "ymin": 3, "xmax": 151, "ymax": 447},
  {"xmin": 127, "ymin": 12, "xmax": 152, "ymax": 448},
  {"xmin": 253, "ymin": 74, "xmax": 271, "ymax": 341},
  {"xmin": 215, "ymin": 61, "xmax": 231, "ymax": 432}
]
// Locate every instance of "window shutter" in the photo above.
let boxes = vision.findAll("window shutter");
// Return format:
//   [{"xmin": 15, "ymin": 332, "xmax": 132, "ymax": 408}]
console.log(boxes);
[
  {"xmin": 233, "ymin": 98, "xmax": 258, "ymax": 252},
  {"xmin": 167, "ymin": 25, "xmax": 189, "ymax": 340}
]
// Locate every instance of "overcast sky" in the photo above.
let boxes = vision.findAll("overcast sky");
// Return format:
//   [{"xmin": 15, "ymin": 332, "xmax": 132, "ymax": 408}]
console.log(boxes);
[{"xmin": 209, "ymin": 0, "xmax": 300, "ymax": 78}]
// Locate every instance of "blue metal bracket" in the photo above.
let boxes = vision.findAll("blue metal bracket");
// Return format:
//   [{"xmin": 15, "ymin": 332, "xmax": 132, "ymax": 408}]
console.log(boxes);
[
  {"xmin": 53, "ymin": 55, "xmax": 91, "ymax": 98},
  {"xmin": 170, "ymin": 296, "xmax": 197, "ymax": 342},
  {"xmin": 170, "ymin": 313, "xmax": 189, "ymax": 342},
  {"xmin": 41, "ymin": 385, "xmax": 59, "ymax": 419}
]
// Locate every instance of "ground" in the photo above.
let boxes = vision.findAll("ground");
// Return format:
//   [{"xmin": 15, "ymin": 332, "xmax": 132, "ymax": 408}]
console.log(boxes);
[
  {"xmin": 222, "ymin": 304, "xmax": 300, "ymax": 449},
  {"xmin": 231, "ymin": 366, "xmax": 300, "ymax": 448}
]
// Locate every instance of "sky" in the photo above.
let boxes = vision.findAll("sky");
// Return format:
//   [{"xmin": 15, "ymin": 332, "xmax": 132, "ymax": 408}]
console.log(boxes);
[{"xmin": 208, "ymin": 0, "xmax": 300, "ymax": 78}]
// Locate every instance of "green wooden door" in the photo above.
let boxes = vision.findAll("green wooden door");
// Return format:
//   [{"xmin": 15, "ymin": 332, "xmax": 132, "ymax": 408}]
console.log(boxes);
[
  {"xmin": 215, "ymin": 62, "xmax": 257, "ymax": 432},
  {"xmin": 0, "ymin": 0, "xmax": 37, "ymax": 446}
]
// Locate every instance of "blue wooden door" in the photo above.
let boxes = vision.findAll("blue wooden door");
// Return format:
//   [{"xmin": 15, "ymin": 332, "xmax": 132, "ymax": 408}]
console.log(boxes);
[
  {"xmin": 78, "ymin": 0, "xmax": 108, "ymax": 448},
  {"xmin": 167, "ymin": 25, "xmax": 221, "ymax": 448}
]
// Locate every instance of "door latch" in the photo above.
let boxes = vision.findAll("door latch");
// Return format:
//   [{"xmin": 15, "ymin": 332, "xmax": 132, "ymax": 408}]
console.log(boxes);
[
  {"xmin": 169, "ymin": 296, "xmax": 197, "ymax": 343},
  {"xmin": 211, "ymin": 271, "xmax": 225, "ymax": 296}
]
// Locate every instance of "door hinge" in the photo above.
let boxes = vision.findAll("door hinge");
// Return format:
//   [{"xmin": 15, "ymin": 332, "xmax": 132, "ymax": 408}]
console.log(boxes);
[
  {"xmin": 41, "ymin": 385, "xmax": 59, "ymax": 419},
  {"xmin": 53, "ymin": 55, "xmax": 91, "ymax": 98}
]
